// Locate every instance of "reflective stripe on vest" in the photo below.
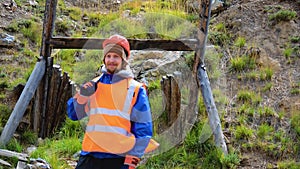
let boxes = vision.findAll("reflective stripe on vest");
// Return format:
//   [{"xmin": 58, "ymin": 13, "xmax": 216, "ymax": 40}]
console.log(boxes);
[{"xmin": 82, "ymin": 78, "xmax": 142, "ymax": 154}]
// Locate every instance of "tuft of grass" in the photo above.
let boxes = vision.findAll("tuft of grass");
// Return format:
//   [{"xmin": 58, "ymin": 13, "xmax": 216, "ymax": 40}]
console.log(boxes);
[
  {"xmin": 230, "ymin": 55, "xmax": 256, "ymax": 72},
  {"xmin": 291, "ymin": 111, "xmax": 300, "ymax": 136},
  {"xmin": 283, "ymin": 47, "xmax": 293, "ymax": 59},
  {"xmin": 20, "ymin": 130, "xmax": 38, "ymax": 145},
  {"xmin": 208, "ymin": 31, "xmax": 231, "ymax": 47},
  {"xmin": 21, "ymin": 20, "xmax": 42, "ymax": 44},
  {"xmin": 221, "ymin": 152, "xmax": 240, "ymax": 169},
  {"xmin": 257, "ymin": 123, "xmax": 274, "ymax": 139},
  {"xmin": 234, "ymin": 125, "xmax": 253, "ymax": 140},
  {"xmin": 237, "ymin": 90, "xmax": 261, "ymax": 105},
  {"xmin": 269, "ymin": 10, "xmax": 297, "ymax": 22},
  {"xmin": 215, "ymin": 23, "xmax": 226, "ymax": 32},
  {"xmin": 262, "ymin": 82, "xmax": 273, "ymax": 92},
  {"xmin": 234, "ymin": 37, "xmax": 246, "ymax": 48},
  {"xmin": 258, "ymin": 106, "xmax": 276, "ymax": 117},
  {"xmin": 5, "ymin": 138, "xmax": 23, "ymax": 153},
  {"xmin": 260, "ymin": 67, "xmax": 273, "ymax": 81},
  {"xmin": 55, "ymin": 19, "xmax": 73, "ymax": 34},
  {"xmin": 277, "ymin": 160, "xmax": 300, "ymax": 169},
  {"xmin": 290, "ymin": 36, "xmax": 300, "ymax": 43},
  {"xmin": 68, "ymin": 7, "xmax": 82, "ymax": 21}
]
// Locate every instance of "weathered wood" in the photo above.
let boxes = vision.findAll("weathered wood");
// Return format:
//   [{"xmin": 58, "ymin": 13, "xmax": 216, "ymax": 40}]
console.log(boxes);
[
  {"xmin": 195, "ymin": 0, "xmax": 228, "ymax": 154},
  {"xmin": 51, "ymin": 74, "xmax": 71, "ymax": 134},
  {"xmin": 48, "ymin": 72, "xmax": 69, "ymax": 136},
  {"xmin": 161, "ymin": 75, "xmax": 181, "ymax": 126},
  {"xmin": 0, "ymin": 158, "xmax": 11, "ymax": 167},
  {"xmin": 0, "ymin": 60, "xmax": 46, "ymax": 146},
  {"xmin": 0, "ymin": 149, "xmax": 28, "ymax": 162},
  {"xmin": 49, "ymin": 37, "xmax": 197, "ymax": 51},
  {"xmin": 38, "ymin": 0, "xmax": 57, "ymax": 138},
  {"xmin": 40, "ymin": 57, "xmax": 53, "ymax": 138},
  {"xmin": 16, "ymin": 161, "xmax": 27, "ymax": 169},
  {"xmin": 47, "ymin": 65, "xmax": 62, "ymax": 135}
]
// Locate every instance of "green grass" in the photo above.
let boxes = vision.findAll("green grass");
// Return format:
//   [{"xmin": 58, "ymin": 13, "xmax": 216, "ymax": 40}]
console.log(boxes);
[
  {"xmin": 291, "ymin": 111, "xmax": 300, "ymax": 136},
  {"xmin": 30, "ymin": 137, "xmax": 81, "ymax": 169},
  {"xmin": 230, "ymin": 55, "xmax": 256, "ymax": 72},
  {"xmin": 234, "ymin": 125, "xmax": 253, "ymax": 140},
  {"xmin": 234, "ymin": 37, "xmax": 246, "ymax": 48},
  {"xmin": 277, "ymin": 160, "xmax": 300, "ymax": 169},
  {"xmin": 269, "ymin": 10, "xmax": 297, "ymax": 22},
  {"xmin": 68, "ymin": 7, "xmax": 82, "ymax": 21},
  {"xmin": 257, "ymin": 123, "xmax": 274, "ymax": 139},
  {"xmin": 237, "ymin": 90, "xmax": 261, "ymax": 105},
  {"xmin": 283, "ymin": 47, "xmax": 293, "ymax": 59}
]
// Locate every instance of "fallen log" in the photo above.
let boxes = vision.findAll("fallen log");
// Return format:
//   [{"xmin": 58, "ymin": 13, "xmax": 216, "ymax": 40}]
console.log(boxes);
[{"xmin": 0, "ymin": 149, "xmax": 28, "ymax": 162}]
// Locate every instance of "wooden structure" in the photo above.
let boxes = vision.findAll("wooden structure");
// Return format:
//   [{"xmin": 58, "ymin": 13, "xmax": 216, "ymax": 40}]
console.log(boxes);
[{"xmin": 0, "ymin": 0, "xmax": 227, "ymax": 154}]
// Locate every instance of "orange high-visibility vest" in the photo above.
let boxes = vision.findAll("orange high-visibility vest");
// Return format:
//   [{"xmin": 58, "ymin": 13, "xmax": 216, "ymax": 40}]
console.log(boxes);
[{"xmin": 81, "ymin": 78, "xmax": 159, "ymax": 154}]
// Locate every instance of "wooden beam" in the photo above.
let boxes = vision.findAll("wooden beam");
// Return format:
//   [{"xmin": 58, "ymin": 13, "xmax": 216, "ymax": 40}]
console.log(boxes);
[
  {"xmin": 0, "ymin": 60, "xmax": 46, "ymax": 146},
  {"xmin": 195, "ymin": 0, "xmax": 228, "ymax": 154},
  {"xmin": 0, "ymin": 149, "xmax": 29, "ymax": 162},
  {"xmin": 49, "ymin": 37, "xmax": 197, "ymax": 51}
]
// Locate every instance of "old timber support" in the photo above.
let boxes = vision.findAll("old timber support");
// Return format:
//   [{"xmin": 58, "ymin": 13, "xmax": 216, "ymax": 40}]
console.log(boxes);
[
  {"xmin": 0, "ymin": 0, "xmax": 228, "ymax": 156},
  {"xmin": 193, "ymin": 0, "xmax": 228, "ymax": 154}
]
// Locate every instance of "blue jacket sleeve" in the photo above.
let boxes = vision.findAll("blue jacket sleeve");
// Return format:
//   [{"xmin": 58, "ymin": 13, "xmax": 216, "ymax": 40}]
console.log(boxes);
[
  {"xmin": 67, "ymin": 97, "xmax": 88, "ymax": 121},
  {"xmin": 127, "ymin": 86, "xmax": 153, "ymax": 158}
]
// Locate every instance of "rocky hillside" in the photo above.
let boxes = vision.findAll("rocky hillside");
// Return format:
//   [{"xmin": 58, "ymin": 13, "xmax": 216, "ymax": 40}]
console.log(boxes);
[{"xmin": 0, "ymin": 0, "xmax": 299, "ymax": 168}]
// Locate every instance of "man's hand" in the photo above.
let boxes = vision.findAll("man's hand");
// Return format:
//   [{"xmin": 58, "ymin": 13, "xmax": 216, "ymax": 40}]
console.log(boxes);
[{"xmin": 80, "ymin": 81, "xmax": 97, "ymax": 96}]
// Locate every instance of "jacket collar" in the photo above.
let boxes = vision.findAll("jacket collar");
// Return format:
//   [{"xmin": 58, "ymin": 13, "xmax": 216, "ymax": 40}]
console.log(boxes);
[{"xmin": 100, "ymin": 65, "xmax": 134, "ymax": 83}]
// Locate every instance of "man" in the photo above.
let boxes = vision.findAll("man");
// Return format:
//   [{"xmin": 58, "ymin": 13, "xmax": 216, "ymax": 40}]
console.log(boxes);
[{"xmin": 67, "ymin": 34, "xmax": 158, "ymax": 169}]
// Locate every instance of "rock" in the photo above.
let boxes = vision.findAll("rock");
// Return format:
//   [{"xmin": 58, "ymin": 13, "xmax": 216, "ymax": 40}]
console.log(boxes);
[
  {"xmin": 252, "ymin": 47, "xmax": 281, "ymax": 72},
  {"xmin": 142, "ymin": 59, "xmax": 158, "ymax": 70},
  {"xmin": 26, "ymin": 158, "xmax": 51, "ymax": 169},
  {"xmin": 28, "ymin": 0, "xmax": 38, "ymax": 7},
  {"xmin": 0, "ymin": 33, "xmax": 15, "ymax": 47}
]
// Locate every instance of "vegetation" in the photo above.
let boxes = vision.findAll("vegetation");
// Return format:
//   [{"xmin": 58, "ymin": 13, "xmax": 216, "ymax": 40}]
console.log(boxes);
[
  {"xmin": 268, "ymin": 9, "xmax": 297, "ymax": 22},
  {"xmin": 0, "ymin": 0, "xmax": 299, "ymax": 169}
]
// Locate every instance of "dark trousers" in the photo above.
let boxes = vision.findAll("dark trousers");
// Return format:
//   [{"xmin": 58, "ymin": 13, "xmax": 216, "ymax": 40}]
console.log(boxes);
[{"xmin": 75, "ymin": 155, "xmax": 125, "ymax": 169}]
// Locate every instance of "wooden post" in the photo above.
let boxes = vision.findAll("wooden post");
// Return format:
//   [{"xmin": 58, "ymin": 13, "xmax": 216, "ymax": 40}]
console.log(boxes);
[
  {"xmin": 0, "ymin": 0, "xmax": 58, "ymax": 145},
  {"xmin": 0, "ymin": 60, "xmax": 46, "ymax": 146},
  {"xmin": 37, "ymin": 0, "xmax": 58, "ymax": 138},
  {"xmin": 161, "ymin": 75, "xmax": 181, "ymax": 126},
  {"xmin": 195, "ymin": 0, "xmax": 228, "ymax": 154}
]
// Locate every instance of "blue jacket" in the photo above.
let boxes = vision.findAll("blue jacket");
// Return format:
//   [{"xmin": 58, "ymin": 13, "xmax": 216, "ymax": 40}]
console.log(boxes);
[{"xmin": 67, "ymin": 72, "xmax": 153, "ymax": 159}]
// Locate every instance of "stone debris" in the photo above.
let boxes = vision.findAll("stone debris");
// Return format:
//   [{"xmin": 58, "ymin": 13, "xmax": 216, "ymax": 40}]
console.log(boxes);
[{"xmin": 0, "ymin": 33, "xmax": 15, "ymax": 47}]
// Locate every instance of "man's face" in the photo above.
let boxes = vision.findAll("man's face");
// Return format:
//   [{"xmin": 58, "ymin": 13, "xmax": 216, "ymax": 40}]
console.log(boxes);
[{"xmin": 104, "ymin": 52, "xmax": 123, "ymax": 74}]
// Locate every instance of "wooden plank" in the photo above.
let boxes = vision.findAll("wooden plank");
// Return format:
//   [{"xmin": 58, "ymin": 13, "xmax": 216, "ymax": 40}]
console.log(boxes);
[
  {"xmin": 195, "ymin": 0, "xmax": 228, "ymax": 154},
  {"xmin": 0, "ymin": 60, "xmax": 46, "ymax": 146},
  {"xmin": 0, "ymin": 149, "xmax": 28, "ymax": 162},
  {"xmin": 49, "ymin": 37, "xmax": 197, "ymax": 51},
  {"xmin": 0, "ymin": 158, "xmax": 11, "ymax": 167}
]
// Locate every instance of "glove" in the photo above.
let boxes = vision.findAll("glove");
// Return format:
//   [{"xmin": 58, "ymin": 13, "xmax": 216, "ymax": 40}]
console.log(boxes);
[
  {"xmin": 124, "ymin": 155, "xmax": 140, "ymax": 169},
  {"xmin": 80, "ymin": 81, "xmax": 97, "ymax": 96}
]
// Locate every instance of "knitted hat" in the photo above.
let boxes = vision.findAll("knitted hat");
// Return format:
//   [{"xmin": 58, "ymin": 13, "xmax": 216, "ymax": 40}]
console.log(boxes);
[{"xmin": 103, "ymin": 44, "xmax": 128, "ymax": 64}]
